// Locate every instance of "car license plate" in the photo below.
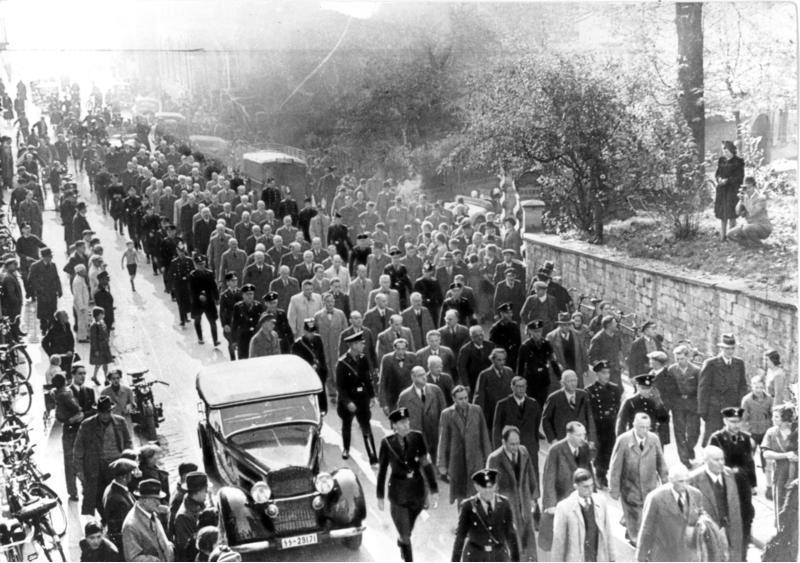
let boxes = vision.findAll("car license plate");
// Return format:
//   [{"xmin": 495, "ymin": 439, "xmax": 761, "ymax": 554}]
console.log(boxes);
[{"xmin": 280, "ymin": 533, "xmax": 318, "ymax": 549}]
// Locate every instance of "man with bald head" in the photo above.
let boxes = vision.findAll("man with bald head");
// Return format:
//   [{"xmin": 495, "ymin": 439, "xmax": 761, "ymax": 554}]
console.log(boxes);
[
  {"xmin": 609, "ymin": 412, "xmax": 668, "ymax": 547},
  {"xmin": 268, "ymin": 265, "xmax": 299, "ymax": 311},
  {"xmin": 689, "ymin": 445, "xmax": 745, "ymax": 561},
  {"xmin": 542, "ymin": 369, "xmax": 596, "ymax": 444},
  {"xmin": 242, "ymin": 250, "xmax": 274, "ymax": 298},
  {"xmin": 377, "ymin": 314, "xmax": 415, "ymax": 361},
  {"xmin": 636, "ymin": 464, "xmax": 704, "ymax": 561},
  {"xmin": 348, "ymin": 264, "xmax": 373, "ymax": 315}
]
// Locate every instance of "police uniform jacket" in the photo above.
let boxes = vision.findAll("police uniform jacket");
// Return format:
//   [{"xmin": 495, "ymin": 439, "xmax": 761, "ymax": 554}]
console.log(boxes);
[
  {"xmin": 709, "ymin": 429, "xmax": 757, "ymax": 488},
  {"xmin": 616, "ymin": 393, "xmax": 671, "ymax": 445},
  {"xmin": 327, "ymin": 224, "xmax": 352, "ymax": 261},
  {"xmin": 586, "ymin": 380, "xmax": 622, "ymax": 426},
  {"xmin": 517, "ymin": 336, "xmax": 559, "ymax": 407},
  {"xmin": 188, "ymin": 268, "xmax": 219, "ymax": 317},
  {"xmin": 291, "ymin": 334, "xmax": 327, "ymax": 383},
  {"xmin": 169, "ymin": 256, "xmax": 194, "ymax": 289},
  {"xmin": 384, "ymin": 263, "xmax": 412, "ymax": 305},
  {"xmin": 338, "ymin": 325, "xmax": 377, "ymax": 371},
  {"xmin": 218, "ymin": 288, "xmax": 241, "ymax": 329},
  {"xmin": 451, "ymin": 494, "xmax": 520, "ymax": 562},
  {"xmin": 230, "ymin": 300, "xmax": 266, "ymax": 344},
  {"xmin": 335, "ymin": 352, "xmax": 374, "ymax": 414},
  {"xmin": 440, "ymin": 296, "xmax": 474, "ymax": 326},
  {"xmin": 376, "ymin": 430, "xmax": 438, "ymax": 507},
  {"xmin": 488, "ymin": 319, "xmax": 521, "ymax": 369},
  {"xmin": 267, "ymin": 308, "xmax": 293, "ymax": 352},
  {"xmin": 413, "ymin": 276, "xmax": 444, "ymax": 320},
  {"xmin": 492, "ymin": 281, "xmax": 526, "ymax": 321}
]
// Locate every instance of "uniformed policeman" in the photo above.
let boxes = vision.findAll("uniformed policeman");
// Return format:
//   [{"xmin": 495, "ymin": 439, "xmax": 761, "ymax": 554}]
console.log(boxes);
[
  {"xmin": 441, "ymin": 281, "xmax": 474, "ymax": 326},
  {"xmin": 488, "ymin": 303, "xmax": 521, "ymax": 369},
  {"xmin": 263, "ymin": 291, "xmax": 293, "ymax": 353},
  {"xmin": 169, "ymin": 242, "xmax": 195, "ymax": 326},
  {"xmin": 336, "ymin": 331, "xmax": 378, "ymax": 463},
  {"xmin": 615, "ymin": 374, "xmax": 670, "ymax": 444},
  {"xmin": 451, "ymin": 469, "xmax": 520, "ymax": 562},
  {"xmin": 585, "ymin": 360, "xmax": 622, "ymax": 488},
  {"xmin": 291, "ymin": 318, "xmax": 328, "ymax": 415},
  {"xmin": 384, "ymin": 246, "xmax": 413, "ymax": 309},
  {"xmin": 187, "ymin": 254, "xmax": 220, "ymax": 346},
  {"xmin": 709, "ymin": 406, "xmax": 756, "ymax": 561},
  {"xmin": 230, "ymin": 284, "xmax": 265, "ymax": 360},
  {"xmin": 348, "ymin": 233, "xmax": 372, "ymax": 276},
  {"xmin": 377, "ymin": 407, "xmax": 439, "ymax": 562},
  {"xmin": 218, "ymin": 272, "xmax": 241, "ymax": 361},
  {"xmin": 328, "ymin": 212, "xmax": 353, "ymax": 262}
]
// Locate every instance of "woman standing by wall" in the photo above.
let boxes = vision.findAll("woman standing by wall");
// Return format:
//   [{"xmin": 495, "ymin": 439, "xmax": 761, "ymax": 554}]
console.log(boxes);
[{"xmin": 714, "ymin": 140, "xmax": 745, "ymax": 241}]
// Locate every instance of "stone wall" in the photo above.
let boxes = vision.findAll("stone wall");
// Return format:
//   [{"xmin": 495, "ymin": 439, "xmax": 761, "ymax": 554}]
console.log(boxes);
[{"xmin": 524, "ymin": 233, "xmax": 798, "ymax": 377}]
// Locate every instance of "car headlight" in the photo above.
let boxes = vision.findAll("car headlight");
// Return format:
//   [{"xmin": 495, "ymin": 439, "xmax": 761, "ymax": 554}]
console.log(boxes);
[
  {"xmin": 250, "ymin": 481, "xmax": 271, "ymax": 504},
  {"xmin": 314, "ymin": 472, "xmax": 334, "ymax": 495}
]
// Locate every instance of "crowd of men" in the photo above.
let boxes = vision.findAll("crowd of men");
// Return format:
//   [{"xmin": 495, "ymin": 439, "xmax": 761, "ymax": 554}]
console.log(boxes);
[{"xmin": 0, "ymin": 85, "xmax": 797, "ymax": 563}]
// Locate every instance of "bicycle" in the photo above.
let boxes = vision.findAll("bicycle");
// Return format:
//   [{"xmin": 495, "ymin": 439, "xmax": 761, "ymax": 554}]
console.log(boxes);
[
  {"xmin": 0, "ymin": 317, "xmax": 33, "ymax": 380},
  {"xmin": 0, "ymin": 375, "xmax": 32, "ymax": 417},
  {"xmin": 128, "ymin": 369, "xmax": 169, "ymax": 441},
  {"xmin": 3, "ymin": 477, "xmax": 67, "ymax": 561}
]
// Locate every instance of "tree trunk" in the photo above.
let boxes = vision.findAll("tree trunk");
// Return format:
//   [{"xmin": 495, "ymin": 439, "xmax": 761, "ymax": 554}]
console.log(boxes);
[{"xmin": 676, "ymin": 3, "xmax": 705, "ymax": 160}]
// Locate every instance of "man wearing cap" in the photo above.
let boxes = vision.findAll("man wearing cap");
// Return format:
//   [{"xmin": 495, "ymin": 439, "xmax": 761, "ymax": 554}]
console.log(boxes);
[
  {"xmin": 0, "ymin": 257, "xmax": 24, "ymax": 339},
  {"xmin": 167, "ymin": 462, "xmax": 199, "ymax": 538},
  {"xmin": 230, "ymin": 284, "xmax": 266, "ymax": 360},
  {"xmin": 54, "ymin": 372, "xmax": 84, "ymax": 501},
  {"xmin": 339, "ymin": 310, "xmax": 378, "ymax": 372},
  {"xmin": 517, "ymin": 319, "xmax": 560, "ymax": 408},
  {"xmin": 698, "ymin": 334, "xmax": 748, "ymax": 445},
  {"xmin": 487, "ymin": 303, "xmax": 521, "ymax": 369},
  {"xmin": 493, "ymin": 248, "xmax": 525, "ymax": 285},
  {"xmin": 28, "ymin": 246, "xmax": 62, "ymax": 333},
  {"xmin": 435, "ymin": 252, "xmax": 464, "ymax": 297},
  {"xmin": 413, "ymin": 261, "xmax": 444, "ymax": 323},
  {"xmin": 174, "ymin": 471, "xmax": 208, "ymax": 561},
  {"xmin": 627, "ymin": 321, "xmax": 662, "ymax": 379},
  {"xmin": 249, "ymin": 313, "xmax": 281, "ymax": 358},
  {"xmin": 15, "ymin": 222, "xmax": 45, "ymax": 296},
  {"xmin": 74, "ymin": 395, "xmax": 134, "ymax": 517},
  {"xmin": 611, "ymin": 412, "xmax": 669, "ymax": 542},
  {"xmin": 493, "ymin": 269, "xmax": 525, "ymax": 323},
  {"xmin": 377, "ymin": 407, "xmax": 439, "ymax": 561},
  {"xmin": 81, "ymin": 519, "xmax": 122, "ymax": 562},
  {"xmin": 336, "ymin": 331, "xmax": 378, "ymax": 462},
  {"xmin": 169, "ymin": 243, "xmax": 194, "ymax": 326},
  {"xmin": 585, "ymin": 361, "xmax": 622, "ymax": 488},
  {"xmin": 616, "ymin": 374, "xmax": 671, "ymax": 445},
  {"xmin": 539, "ymin": 262, "xmax": 573, "ymax": 313},
  {"xmin": 451, "ymin": 468, "xmax": 520, "ymax": 562},
  {"xmin": 384, "ymin": 246, "xmax": 413, "ymax": 309},
  {"xmin": 327, "ymin": 212, "xmax": 353, "ymax": 263},
  {"xmin": 654, "ymin": 344, "xmax": 701, "ymax": 468},
  {"xmin": 188, "ymin": 254, "xmax": 220, "ymax": 346},
  {"xmin": 219, "ymin": 272, "xmax": 242, "ymax": 360},
  {"xmin": 292, "ymin": 318, "xmax": 329, "ymax": 413},
  {"xmin": 122, "ymin": 479, "xmax": 175, "ymax": 561},
  {"xmin": 159, "ymin": 225, "xmax": 180, "ymax": 294},
  {"xmin": 348, "ymin": 233, "xmax": 371, "ymax": 276},
  {"xmin": 709, "ymin": 407, "xmax": 756, "ymax": 559},
  {"xmin": 262, "ymin": 291, "xmax": 293, "ymax": 352},
  {"xmin": 547, "ymin": 311, "xmax": 589, "ymax": 387},
  {"xmin": 102, "ymin": 458, "xmax": 137, "ymax": 552},
  {"xmin": 689, "ymin": 445, "xmax": 745, "ymax": 561},
  {"xmin": 588, "ymin": 315, "xmax": 624, "ymax": 386}
]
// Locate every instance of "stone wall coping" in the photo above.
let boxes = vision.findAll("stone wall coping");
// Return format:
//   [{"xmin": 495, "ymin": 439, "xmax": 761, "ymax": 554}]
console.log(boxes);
[{"xmin": 523, "ymin": 232, "xmax": 798, "ymax": 311}]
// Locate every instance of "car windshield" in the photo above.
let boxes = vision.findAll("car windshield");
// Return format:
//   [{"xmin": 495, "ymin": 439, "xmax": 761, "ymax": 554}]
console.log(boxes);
[
  {"xmin": 218, "ymin": 395, "xmax": 319, "ymax": 437},
  {"xmin": 228, "ymin": 424, "xmax": 315, "ymax": 469}
]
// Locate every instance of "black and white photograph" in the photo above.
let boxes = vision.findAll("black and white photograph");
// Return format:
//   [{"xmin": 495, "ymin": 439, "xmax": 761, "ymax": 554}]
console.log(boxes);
[{"xmin": 0, "ymin": 0, "xmax": 796, "ymax": 561}]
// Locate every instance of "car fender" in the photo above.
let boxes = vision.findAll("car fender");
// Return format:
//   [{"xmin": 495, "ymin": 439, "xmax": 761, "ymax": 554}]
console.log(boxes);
[
  {"xmin": 217, "ymin": 486, "xmax": 271, "ymax": 546},
  {"xmin": 325, "ymin": 468, "xmax": 366, "ymax": 526}
]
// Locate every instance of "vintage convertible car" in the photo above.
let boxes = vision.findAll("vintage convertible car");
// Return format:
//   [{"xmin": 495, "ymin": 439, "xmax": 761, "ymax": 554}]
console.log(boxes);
[{"xmin": 196, "ymin": 355, "xmax": 366, "ymax": 554}]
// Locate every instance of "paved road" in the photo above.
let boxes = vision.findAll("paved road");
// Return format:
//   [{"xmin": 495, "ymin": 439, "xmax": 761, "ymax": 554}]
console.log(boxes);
[{"xmin": 9, "ymin": 111, "xmax": 777, "ymax": 562}]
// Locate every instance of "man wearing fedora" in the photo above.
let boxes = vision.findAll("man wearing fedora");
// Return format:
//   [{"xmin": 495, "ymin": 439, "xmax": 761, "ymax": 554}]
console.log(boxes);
[
  {"xmin": 102, "ymin": 458, "xmax": 137, "ymax": 552},
  {"xmin": 174, "ymin": 471, "xmax": 209, "ymax": 562},
  {"xmin": 28, "ymin": 246, "xmax": 62, "ymax": 333},
  {"xmin": 698, "ymin": 333, "xmax": 748, "ymax": 445},
  {"xmin": 73, "ymin": 395, "xmax": 133, "ymax": 518},
  {"xmin": 122, "ymin": 479, "xmax": 175, "ymax": 561}
]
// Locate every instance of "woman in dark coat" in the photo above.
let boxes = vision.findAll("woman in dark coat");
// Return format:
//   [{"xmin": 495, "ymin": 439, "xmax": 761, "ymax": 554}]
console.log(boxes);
[
  {"xmin": 714, "ymin": 140, "xmax": 745, "ymax": 241},
  {"xmin": 42, "ymin": 309, "xmax": 77, "ymax": 373}
]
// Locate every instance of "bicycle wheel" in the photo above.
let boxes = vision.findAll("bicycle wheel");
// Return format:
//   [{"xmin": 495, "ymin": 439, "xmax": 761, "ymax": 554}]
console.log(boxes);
[
  {"xmin": 6, "ymin": 346, "xmax": 32, "ymax": 382},
  {"xmin": 0, "ymin": 415, "xmax": 29, "ymax": 448},
  {"xmin": 0, "ymin": 374, "xmax": 32, "ymax": 416},
  {"xmin": 27, "ymin": 483, "xmax": 67, "ymax": 538}
]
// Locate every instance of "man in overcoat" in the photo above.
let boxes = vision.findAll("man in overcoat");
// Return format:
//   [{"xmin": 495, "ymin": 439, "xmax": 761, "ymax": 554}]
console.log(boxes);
[
  {"xmin": 379, "ymin": 338, "xmax": 417, "ymax": 413},
  {"xmin": 437, "ymin": 385, "xmax": 492, "ymax": 506},
  {"xmin": 456, "ymin": 325, "xmax": 494, "ymax": 398},
  {"xmin": 102, "ymin": 458, "xmax": 137, "ymax": 552},
  {"xmin": 492, "ymin": 376, "xmax": 542, "ymax": 475},
  {"xmin": 697, "ymin": 333, "xmax": 748, "ymax": 445},
  {"xmin": 28, "ymin": 247, "xmax": 62, "ymax": 333},
  {"xmin": 401, "ymin": 292, "xmax": 435, "ymax": 353},
  {"xmin": 609, "ymin": 412, "xmax": 668, "ymax": 546},
  {"xmin": 541, "ymin": 370, "xmax": 597, "ymax": 444},
  {"xmin": 473, "ymin": 348, "xmax": 515, "ymax": 434},
  {"xmin": 486, "ymin": 426, "xmax": 539, "ymax": 561},
  {"xmin": 397, "ymin": 366, "xmax": 447, "ymax": 465},
  {"xmin": 547, "ymin": 312, "xmax": 589, "ymax": 387}
]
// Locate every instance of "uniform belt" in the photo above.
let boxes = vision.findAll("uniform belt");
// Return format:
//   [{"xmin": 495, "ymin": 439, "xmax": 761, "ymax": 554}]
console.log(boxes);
[
  {"xmin": 391, "ymin": 471, "xmax": 419, "ymax": 480},
  {"xmin": 469, "ymin": 541, "xmax": 497, "ymax": 552}
]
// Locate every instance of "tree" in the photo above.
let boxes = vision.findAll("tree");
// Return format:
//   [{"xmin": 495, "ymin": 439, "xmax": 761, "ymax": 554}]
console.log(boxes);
[
  {"xmin": 456, "ymin": 54, "xmax": 707, "ymax": 242},
  {"xmin": 676, "ymin": 3, "xmax": 705, "ymax": 160}
]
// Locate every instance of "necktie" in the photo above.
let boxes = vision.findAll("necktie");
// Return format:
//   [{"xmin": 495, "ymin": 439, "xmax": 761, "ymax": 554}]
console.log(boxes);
[
  {"xmin": 569, "ymin": 396, "xmax": 575, "ymax": 409},
  {"xmin": 486, "ymin": 501, "xmax": 493, "ymax": 518},
  {"xmin": 420, "ymin": 388, "xmax": 425, "ymax": 403},
  {"xmin": 678, "ymin": 494, "xmax": 684, "ymax": 513},
  {"xmin": 639, "ymin": 441, "xmax": 644, "ymax": 451}
]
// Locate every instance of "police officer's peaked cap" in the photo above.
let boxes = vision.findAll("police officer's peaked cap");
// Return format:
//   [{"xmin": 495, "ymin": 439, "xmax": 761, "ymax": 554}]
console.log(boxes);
[
  {"xmin": 496, "ymin": 302, "xmax": 513, "ymax": 314},
  {"xmin": 389, "ymin": 246, "xmax": 402, "ymax": 256},
  {"xmin": 258, "ymin": 313, "xmax": 276, "ymax": 325},
  {"xmin": 592, "ymin": 360, "xmax": 609, "ymax": 373},
  {"xmin": 526, "ymin": 319, "xmax": 544, "ymax": 330},
  {"xmin": 303, "ymin": 318, "xmax": 318, "ymax": 332},
  {"xmin": 448, "ymin": 281, "xmax": 463, "ymax": 290},
  {"xmin": 224, "ymin": 271, "xmax": 238, "ymax": 281},
  {"xmin": 471, "ymin": 468, "xmax": 499, "ymax": 487},
  {"xmin": 193, "ymin": 254, "xmax": 207, "ymax": 264},
  {"xmin": 109, "ymin": 458, "xmax": 138, "ymax": 478},
  {"xmin": 240, "ymin": 283, "xmax": 256, "ymax": 293},
  {"xmin": 721, "ymin": 407, "xmax": 744, "ymax": 419},
  {"xmin": 264, "ymin": 291, "xmax": 279, "ymax": 302},
  {"xmin": 533, "ymin": 281, "xmax": 548, "ymax": 290},
  {"xmin": 633, "ymin": 374, "xmax": 655, "ymax": 387},
  {"xmin": 343, "ymin": 331, "xmax": 364, "ymax": 344},
  {"xmin": 647, "ymin": 350, "xmax": 668, "ymax": 363},
  {"xmin": 356, "ymin": 233, "xmax": 369, "ymax": 240},
  {"xmin": 501, "ymin": 248, "xmax": 516, "ymax": 255},
  {"xmin": 504, "ymin": 268, "xmax": 516, "ymax": 277},
  {"xmin": 389, "ymin": 407, "xmax": 410, "ymax": 424}
]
